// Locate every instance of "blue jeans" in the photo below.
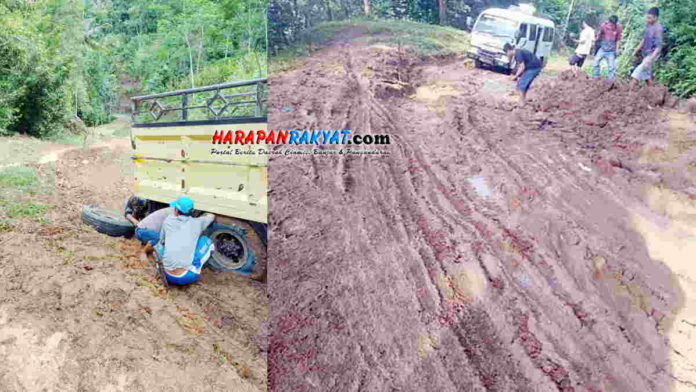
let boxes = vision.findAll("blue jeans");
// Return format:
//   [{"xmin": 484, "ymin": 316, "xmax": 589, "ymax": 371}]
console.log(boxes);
[
  {"xmin": 156, "ymin": 236, "xmax": 214, "ymax": 286},
  {"xmin": 593, "ymin": 48, "xmax": 616, "ymax": 79},
  {"xmin": 135, "ymin": 228, "xmax": 160, "ymax": 245},
  {"xmin": 517, "ymin": 68, "xmax": 542, "ymax": 92}
]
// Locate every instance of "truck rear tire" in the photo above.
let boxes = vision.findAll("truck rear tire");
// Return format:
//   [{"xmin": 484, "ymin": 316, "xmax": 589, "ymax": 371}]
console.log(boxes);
[
  {"xmin": 81, "ymin": 205, "xmax": 135, "ymax": 237},
  {"xmin": 204, "ymin": 216, "xmax": 266, "ymax": 278}
]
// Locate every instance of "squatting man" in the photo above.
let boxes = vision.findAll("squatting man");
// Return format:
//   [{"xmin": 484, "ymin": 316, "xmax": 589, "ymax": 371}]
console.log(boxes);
[{"xmin": 126, "ymin": 195, "xmax": 216, "ymax": 286}]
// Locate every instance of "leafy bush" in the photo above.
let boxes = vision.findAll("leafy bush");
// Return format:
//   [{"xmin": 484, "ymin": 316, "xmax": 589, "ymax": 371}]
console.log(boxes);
[
  {"xmin": 1, "ymin": 0, "xmax": 267, "ymax": 138},
  {"xmin": 654, "ymin": 0, "xmax": 696, "ymax": 97},
  {"xmin": 614, "ymin": 0, "xmax": 696, "ymax": 97},
  {"xmin": 79, "ymin": 50, "xmax": 118, "ymax": 126},
  {"xmin": 8, "ymin": 70, "xmax": 69, "ymax": 138}
]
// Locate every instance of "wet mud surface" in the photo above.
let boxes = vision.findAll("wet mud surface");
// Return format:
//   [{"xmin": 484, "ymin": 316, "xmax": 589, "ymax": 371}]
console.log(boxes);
[
  {"xmin": 0, "ymin": 141, "xmax": 268, "ymax": 391},
  {"xmin": 268, "ymin": 30, "xmax": 696, "ymax": 391}
]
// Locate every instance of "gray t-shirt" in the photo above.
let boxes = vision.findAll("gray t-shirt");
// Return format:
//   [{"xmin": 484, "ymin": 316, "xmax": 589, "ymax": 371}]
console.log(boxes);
[
  {"xmin": 642, "ymin": 22, "xmax": 663, "ymax": 57},
  {"xmin": 137, "ymin": 207, "xmax": 173, "ymax": 232},
  {"xmin": 159, "ymin": 213, "xmax": 215, "ymax": 270}
]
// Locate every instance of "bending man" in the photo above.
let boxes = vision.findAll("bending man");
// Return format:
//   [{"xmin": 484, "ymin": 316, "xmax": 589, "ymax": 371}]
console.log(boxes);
[
  {"xmin": 134, "ymin": 207, "xmax": 173, "ymax": 245},
  {"xmin": 124, "ymin": 196, "xmax": 150, "ymax": 226},
  {"xmin": 504, "ymin": 43, "xmax": 543, "ymax": 106},
  {"xmin": 155, "ymin": 196, "xmax": 216, "ymax": 286}
]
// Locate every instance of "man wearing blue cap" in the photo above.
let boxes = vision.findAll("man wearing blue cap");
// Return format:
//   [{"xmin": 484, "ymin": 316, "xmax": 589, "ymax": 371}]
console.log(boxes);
[{"xmin": 154, "ymin": 196, "xmax": 216, "ymax": 285}]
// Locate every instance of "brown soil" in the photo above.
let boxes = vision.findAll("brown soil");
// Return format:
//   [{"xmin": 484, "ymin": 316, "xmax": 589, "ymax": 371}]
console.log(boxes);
[
  {"xmin": 0, "ymin": 139, "xmax": 268, "ymax": 391},
  {"xmin": 268, "ymin": 30, "xmax": 696, "ymax": 391}
]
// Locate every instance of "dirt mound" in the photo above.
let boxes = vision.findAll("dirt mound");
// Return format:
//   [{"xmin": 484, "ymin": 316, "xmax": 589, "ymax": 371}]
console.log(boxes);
[
  {"xmin": 531, "ymin": 71, "xmax": 670, "ymax": 151},
  {"xmin": 269, "ymin": 36, "xmax": 691, "ymax": 392},
  {"xmin": 688, "ymin": 98, "xmax": 696, "ymax": 114}
]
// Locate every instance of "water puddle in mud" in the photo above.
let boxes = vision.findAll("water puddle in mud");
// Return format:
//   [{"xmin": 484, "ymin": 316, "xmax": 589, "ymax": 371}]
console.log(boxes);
[
  {"xmin": 632, "ymin": 186, "xmax": 696, "ymax": 390},
  {"xmin": 481, "ymin": 77, "xmax": 514, "ymax": 95},
  {"xmin": 630, "ymin": 109, "xmax": 696, "ymax": 390},
  {"xmin": 467, "ymin": 176, "xmax": 493, "ymax": 199},
  {"xmin": 640, "ymin": 112, "xmax": 696, "ymax": 165},
  {"xmin": 410, "ymin": 79, "xmax": 461, "ymax": 116}
]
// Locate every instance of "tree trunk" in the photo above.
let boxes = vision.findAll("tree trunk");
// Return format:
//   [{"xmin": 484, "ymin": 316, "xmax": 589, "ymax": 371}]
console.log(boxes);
[
  {"xmin": 364, "ymin": 0, "xmax": 370, "ymax": 15},
  {"xmin": 561, "ymin": 0, "xmax": 576, "ymax": 42},
  {"xmin": 184, "ymin": 32, "xmax": 195, "ymax": 88},
  {"xmin": 196, "ymin": 27, "xmax": 204, "ymax": 75},
  {"xmin": 326, "ymin": 0, "xmax": 333, "ymax": 20},
  {"xmin": 439, "ymin": 0, "xmax": 446, "ymax": 25}
]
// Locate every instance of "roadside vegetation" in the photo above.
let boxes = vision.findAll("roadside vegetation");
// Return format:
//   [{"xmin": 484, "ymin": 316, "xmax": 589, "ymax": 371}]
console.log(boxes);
[
  {"xmin": 0, "ymin": 0, "xmax": 267, "ymax": 139},
  {"xmin": 0, "ymin": 165, "xmax": 54, "ymax": 227},
  {"xmin": 270, "ymin": 0, "xmax": 695, "ymax": 97},
  {"xmin": 271, "ymin": 18, "xmax": 470, "ymax": 72}
]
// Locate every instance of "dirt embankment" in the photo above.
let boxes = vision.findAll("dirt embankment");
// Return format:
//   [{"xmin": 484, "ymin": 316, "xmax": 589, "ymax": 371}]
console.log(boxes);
[
  {"xmin": 268, "ymin": 30, "xmax": 696, "ymax": 392},
  {"xmin": 0, "ymin": 140, "xmax": 268, "ymax": 391}
]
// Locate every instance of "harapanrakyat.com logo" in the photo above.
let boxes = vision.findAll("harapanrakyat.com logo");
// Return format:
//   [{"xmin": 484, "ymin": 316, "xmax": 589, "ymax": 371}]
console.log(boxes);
[
  {"xmin": 210, "ymin": 129, "xmax": 391, "ymax": 156},
  {"xmin": 211, "ymin": 129, "xmax": 390, "ymax": 145}
]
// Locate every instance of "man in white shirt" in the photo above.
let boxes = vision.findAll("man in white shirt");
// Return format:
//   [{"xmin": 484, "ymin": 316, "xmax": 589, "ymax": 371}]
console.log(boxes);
[{"xmin": 570, "ymin": 22, "xmax": 595, "ymax": 73}]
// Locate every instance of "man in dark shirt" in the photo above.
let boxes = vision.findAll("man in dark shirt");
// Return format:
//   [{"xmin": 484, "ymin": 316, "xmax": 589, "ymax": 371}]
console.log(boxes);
[
  {"xmin": 124, "ymin": 196, "xmax": 150, "ymax": 226},
  {"xmin": 504, "ymin": 43, "xmax": 542, "ymax": 106},
  {"xmin": 630, "ymin": 7, "xmax": 664, "ymax": 88}
]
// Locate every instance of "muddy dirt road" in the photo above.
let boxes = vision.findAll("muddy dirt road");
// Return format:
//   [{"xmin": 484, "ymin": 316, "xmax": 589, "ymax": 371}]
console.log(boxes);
[
  {"xmin": 268, "ymin": 30, "xmax": 696, "ymax": 391},
  {"xmin": 0, "ymin": 134, "xmax": 267, "ymax": 391}
]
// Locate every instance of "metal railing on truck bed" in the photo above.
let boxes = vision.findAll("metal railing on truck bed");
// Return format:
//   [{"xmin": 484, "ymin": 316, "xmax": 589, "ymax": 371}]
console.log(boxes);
[
  {"xmin": 129, "ymin": 79, "xmax": 268, "ymax": 224},
  {"xmin": 130, "ymin": 78, "xmax": 267, "ymax": 127}
]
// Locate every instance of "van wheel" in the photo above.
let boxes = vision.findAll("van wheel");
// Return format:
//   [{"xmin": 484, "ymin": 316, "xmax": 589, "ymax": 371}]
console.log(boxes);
[
  {"xmin": 204, "ymin": 216, "xmax": 266, "ymax": 278},
  {"xmin": 81, "ymin": 205, "xmax": 135, "ymax": 237}
]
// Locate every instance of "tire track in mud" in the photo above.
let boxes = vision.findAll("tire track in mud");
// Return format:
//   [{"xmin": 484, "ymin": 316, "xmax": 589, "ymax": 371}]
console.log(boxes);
[
  {"xmin": 448, "ymin": 96, "xmax": 675, "ymax": 391},
  {"xmin": 394, "ymin": 91, "xmax": 582, "ymax": 391},
  {"xmin": 271, "ymin": 40, "xmax": 532, "ymax": 390},
  {"xmin": 269, "ymin": 32, "xmax": 680, "ymax": 392}
]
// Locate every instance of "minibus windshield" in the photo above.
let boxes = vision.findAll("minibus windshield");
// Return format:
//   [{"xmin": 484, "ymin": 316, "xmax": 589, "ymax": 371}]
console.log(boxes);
[{"xmin": 473, "ymin": 14, "xmax": 518, "ymax": 38}]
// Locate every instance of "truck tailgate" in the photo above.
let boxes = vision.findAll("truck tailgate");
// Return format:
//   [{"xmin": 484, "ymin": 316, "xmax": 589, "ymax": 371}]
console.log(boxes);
[{"xmin": 131, "ymin": 121, "xmax": 268, "ymax": 223}]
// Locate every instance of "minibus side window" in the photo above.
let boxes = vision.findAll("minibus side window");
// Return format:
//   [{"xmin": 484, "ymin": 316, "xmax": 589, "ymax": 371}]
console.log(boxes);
[
  {"xmin": 543, "ymin": 27, "xmax": 554, "ymax": 42},
  {"xmin": 519, "ymin": 23, "xmax": 528, "ymax": 38},
  {"xmin": 529, "ymin": 25, "xmax": 537, "ymax": 41}
]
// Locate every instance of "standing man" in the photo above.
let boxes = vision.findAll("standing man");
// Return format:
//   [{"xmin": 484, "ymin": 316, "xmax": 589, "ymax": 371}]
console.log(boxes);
[
  {"xmin": 630, "ymin": 7, "xmax": 664, "ymax": 88},
  {"xmin": 593, "ymin": 15, "xmax": 623, "ymax": 80},
  {"xmin": 570, "ymin": 21, "xmax": 595, "ymax": 74},
  {"xmin": 504, "ymin": 43, "xmax": 543, "ymax": 106},
  {"xmin": 155, "ymin": 196, "xmax": 216, "ymax": 286}
]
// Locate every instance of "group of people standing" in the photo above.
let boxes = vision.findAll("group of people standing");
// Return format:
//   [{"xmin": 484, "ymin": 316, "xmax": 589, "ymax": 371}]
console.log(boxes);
[
  {"xmin": 571, "ymin": 7, "xmax": 664, "ymax": 87},
  {"xmin": 503, "ymin": 7, "xmax": 665, "ymax": 106}
]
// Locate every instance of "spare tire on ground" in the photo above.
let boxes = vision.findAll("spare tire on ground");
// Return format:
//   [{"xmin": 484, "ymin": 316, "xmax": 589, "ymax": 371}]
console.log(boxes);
[{"xmin": 81, "ymin": 205, "xmax": 135, "ymax": 237}]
